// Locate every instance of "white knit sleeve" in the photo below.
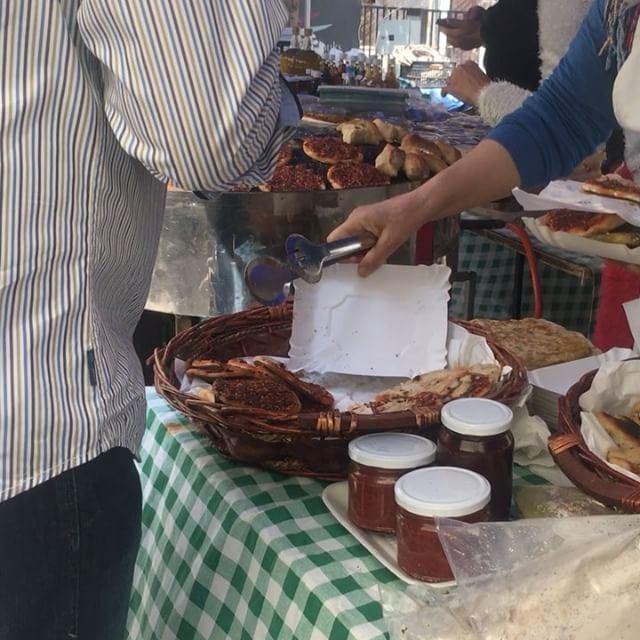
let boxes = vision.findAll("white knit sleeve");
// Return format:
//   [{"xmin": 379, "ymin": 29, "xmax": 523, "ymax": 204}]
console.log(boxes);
[
  {"xmin": 477, "ymin": 81, "xmax": 533, "ymax": 127},
  {"xmin": 625, "ymin": 130, "xmax": 640, "ymax": 180}
]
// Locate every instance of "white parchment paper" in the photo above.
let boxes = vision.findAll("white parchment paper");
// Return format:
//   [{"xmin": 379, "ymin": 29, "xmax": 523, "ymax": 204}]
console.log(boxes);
[{"xmin": 579, "ymin": 360, "xmax": 640, "ymax": 483}]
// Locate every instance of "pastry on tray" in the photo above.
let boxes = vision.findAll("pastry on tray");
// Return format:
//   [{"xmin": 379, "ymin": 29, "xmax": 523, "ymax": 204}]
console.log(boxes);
[
  {"xmin": 302, "ymin": 135, "xmax": 364, "ymax": 165},
  {"xmin": 327, "ymin": 162, "xmax": 390, "ymax": 189},
  {"xmin": 259, "ymin": 165, "xmax": 325, "ymax": 192},
  {"xmin": 336, "ymin": 119, "xmax": 384, "ymax": 145},
  {"xmin": 375, "ymin": 144, "xmax": 405, "ymax": 178}
]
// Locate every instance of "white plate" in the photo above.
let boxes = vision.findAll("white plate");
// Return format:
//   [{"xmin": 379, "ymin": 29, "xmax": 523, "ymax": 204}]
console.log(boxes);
[{"xmin": 321, "ymin": 481, "xmax": 456, "ymax": 589}]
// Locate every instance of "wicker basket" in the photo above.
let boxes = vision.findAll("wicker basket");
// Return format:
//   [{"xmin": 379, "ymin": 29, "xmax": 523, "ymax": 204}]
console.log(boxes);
[
  {"xmin": 550, "ymin": 362, "xmax": 640, "ymax": 512},
  {"xmin": 153, "ymin": 303, "xmax": 528, "ymax": 480}
]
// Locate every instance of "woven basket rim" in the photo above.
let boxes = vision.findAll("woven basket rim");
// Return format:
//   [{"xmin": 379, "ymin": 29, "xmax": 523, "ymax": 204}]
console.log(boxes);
[
  {"xmin": 153, "ymin": 304, "xmax": 528, "ymax": 435},
  {"xmin": 551, "ymin": 357, "xmax": 640, "ymax": 512}
]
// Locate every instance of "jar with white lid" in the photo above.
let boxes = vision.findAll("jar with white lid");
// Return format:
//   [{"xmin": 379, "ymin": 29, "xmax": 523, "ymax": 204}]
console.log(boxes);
[
  {"xmin": 395, "ymin": 466, "xmax": 491, "ymax": 582},
  {"xmin": 436, "ymin": 398, "xmax": 514, "ymax": 520},
  {"xmin": 348, "ymin": 433, "xmax": 436, "ymax": 533}
]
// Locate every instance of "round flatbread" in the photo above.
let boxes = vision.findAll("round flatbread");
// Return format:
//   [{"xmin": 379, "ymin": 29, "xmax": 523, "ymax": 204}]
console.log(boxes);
[
  {"xmin": 303, "ymin": 136, "xmax": 364, "ymax": 165},
  {"xmin": 326, "ymin": 163, "xmax": 390, "ymax": 190},
  {"xmin": 539, "ymin": 209, "xmax": 625, "ymax": 237},
  {"xmin": 260, "ymin": 165, "xmax": 325, "ymax": 192}
]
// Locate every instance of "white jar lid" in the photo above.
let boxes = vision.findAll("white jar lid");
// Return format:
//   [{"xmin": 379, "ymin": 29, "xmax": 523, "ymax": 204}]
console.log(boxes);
[
  {"xmin": 441, "ymin": 398, "xmax": 513, "ymax": 437},
  {"xmin": 348, "ymin": 433, "xmax": 436, "ymax": 470},
  {"xmin": 395, "ymin": 467, "xmax": 491, "ymax": 518}
]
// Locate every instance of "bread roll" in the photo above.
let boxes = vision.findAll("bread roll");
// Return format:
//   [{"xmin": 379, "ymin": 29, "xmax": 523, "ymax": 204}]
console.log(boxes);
[
  {"xmin": 337, "ymin": 119, "xmax": 383, "ymax": 145},
  {"xmin": 373, "ymin": 118, "xmax": 408, "ymax": 144},
  {"xmin": 403, "ymin": 152, "xmax": 431, "ymax": 181},
  {"xmin": 375, "ymin": 144, "xmax": 406, "ymax": 177}
]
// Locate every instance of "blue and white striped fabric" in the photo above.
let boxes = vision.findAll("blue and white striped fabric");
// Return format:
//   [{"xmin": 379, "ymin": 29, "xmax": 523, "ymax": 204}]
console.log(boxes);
[{"xmin": 0, "ymin": 1, "xmax": 289, "ymax": 502}]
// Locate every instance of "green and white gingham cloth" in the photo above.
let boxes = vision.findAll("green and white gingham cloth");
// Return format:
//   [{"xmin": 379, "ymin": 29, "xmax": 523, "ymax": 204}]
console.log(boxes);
[{"xmin": 127, "ymin": 389, "xmax": 548, "ymax": 640}]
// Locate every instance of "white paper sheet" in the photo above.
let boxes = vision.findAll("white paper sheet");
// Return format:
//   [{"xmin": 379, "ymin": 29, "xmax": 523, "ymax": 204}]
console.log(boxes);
[
  {"xmin": 288, "ymin": 263, "xmax": 451, "ymax": 377},
  {"xmin": 579, "ymin": 360, "xmax": 640, "ymax": 483},
  {"xmin": 513, "ymin": 180, "xmax": 640, "ymax": 227},
  {"xmin": 522, "ymin": 217, "xmax": 640, "ymax": 265},
  {"xmin": 528, "ymin": 348, "xmax": 636, "ymax": 395}
]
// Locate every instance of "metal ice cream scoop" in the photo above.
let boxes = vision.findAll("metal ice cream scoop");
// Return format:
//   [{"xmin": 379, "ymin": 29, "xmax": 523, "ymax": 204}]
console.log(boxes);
[{"xmin": 244, "ymin": 232, "xmax": 377, "ymax": 305}]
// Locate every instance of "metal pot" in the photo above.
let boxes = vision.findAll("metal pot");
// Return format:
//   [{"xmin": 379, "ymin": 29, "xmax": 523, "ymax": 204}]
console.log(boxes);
[{"xmin": 146, "ymin": 185, "xmax": 459, "ymax": 317}]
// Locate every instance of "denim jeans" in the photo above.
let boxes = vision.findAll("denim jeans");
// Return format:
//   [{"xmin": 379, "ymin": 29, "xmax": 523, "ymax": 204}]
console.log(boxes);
[{"xmin": 0, "ymin": 447, "xmax": 142, "ymax": 640}]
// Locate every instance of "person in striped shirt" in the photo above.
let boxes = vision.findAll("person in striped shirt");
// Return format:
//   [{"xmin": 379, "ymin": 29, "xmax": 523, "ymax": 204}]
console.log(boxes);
[{"xmin": 0, "ymin": 2, "xmax": 295, "ymax": 638}]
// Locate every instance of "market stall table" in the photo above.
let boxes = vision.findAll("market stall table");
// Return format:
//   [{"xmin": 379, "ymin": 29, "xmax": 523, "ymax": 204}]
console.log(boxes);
[{"xmin": 127, "ymin": 390, "xmax": 548, "ymax": 640}]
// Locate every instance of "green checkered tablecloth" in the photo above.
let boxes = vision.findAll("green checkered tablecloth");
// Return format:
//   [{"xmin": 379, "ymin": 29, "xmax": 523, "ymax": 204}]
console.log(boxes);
[
  {"xmin": 450, "ymin": 229, "xmax": 603, "ymax": 336},
  {"xmin": 127, "ymin": 389, "xmax": 548, "ymax": 640}
]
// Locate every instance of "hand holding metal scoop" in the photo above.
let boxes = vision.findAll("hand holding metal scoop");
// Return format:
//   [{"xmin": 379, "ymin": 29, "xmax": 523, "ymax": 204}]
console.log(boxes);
[{"xmin": 244, "ymin": 232, "xmax": 377, "ymax": 305}]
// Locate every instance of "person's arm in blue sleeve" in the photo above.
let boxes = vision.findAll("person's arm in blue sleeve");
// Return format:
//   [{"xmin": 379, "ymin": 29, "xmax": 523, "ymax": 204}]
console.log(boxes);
[
  {"xmin": 327, "ymin": 0, "xmax": 621, "ymax": 276},
  {"xmin": 487, "ymin": 0, "xmax": 617, "ymax": 188}
]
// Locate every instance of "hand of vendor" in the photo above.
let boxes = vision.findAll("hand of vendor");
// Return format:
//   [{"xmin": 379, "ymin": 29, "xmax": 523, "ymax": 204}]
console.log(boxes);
[
  {"xmin": 328, "ymin": 140, "xmax": 521, "ymax": 277},
  {"xmin": 442, "ymin": 61, "xmax": 491, "ymax": 107},
  {"xmin": 437, "ymin": 7, "xmax": 484, "ymax": 51}
]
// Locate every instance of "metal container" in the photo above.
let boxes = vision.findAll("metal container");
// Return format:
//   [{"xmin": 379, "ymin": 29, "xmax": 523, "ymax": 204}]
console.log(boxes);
[{"xmin": 146, "ymin": 185, "xmax": 460, "ymax": 318}]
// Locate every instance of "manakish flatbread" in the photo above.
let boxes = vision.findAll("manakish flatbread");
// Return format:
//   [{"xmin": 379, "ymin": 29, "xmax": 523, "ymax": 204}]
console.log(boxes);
[
  {"xmin": 352, "ymin": 364, "xmax": 501, "ymax": 415},
  {"xmin": 582, "ymin": 174, "xmax": 640, "ymax": 204},
  {"xmin": 276, "ymin": 143, "xmax": 294, "ymax": 166},
  {"xmin": 327, "ymin": 163, "xmax": 390, "ymax": 190},
  {"xmin": 260, "ymin": 165, "xmax": 325, "ymax": 192},
  {"xmin": 468, "ymin": 318, "xmax": 595, "ymax": 370},
  {"xmin": 539, "ymin": 208, "xmax": 625, "ymax": 237},
  {"xmin": 302, "ymin": 136, "xmax": 364, "ymax": 165}
]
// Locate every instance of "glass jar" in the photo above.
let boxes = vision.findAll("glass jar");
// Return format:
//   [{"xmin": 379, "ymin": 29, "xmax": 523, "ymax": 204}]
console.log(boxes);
[
  {"xmin": 348, "ymin": 433, "xmax": 436, "ymax": 533},
  {"xmin": 436, "ymin": 398, "xmax": 514, "ymax": 520},
  {"xmin": 395, "ymin": 467, "xmax": 491, "ymax": 582}
]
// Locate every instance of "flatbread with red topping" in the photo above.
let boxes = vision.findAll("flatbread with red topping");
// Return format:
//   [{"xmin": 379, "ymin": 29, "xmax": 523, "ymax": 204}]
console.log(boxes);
[
  {"xmin": 259, "ymin": 165, "xmax": 325, "ymax": 192},
  {"xmin": 582, "ymin": 174, "xmax": 640, "ymax": 204},
  {"xmin": 302, "ymin": 136, "xmax": 364, "ymax": 165},
  {"xmin": 539, "ymin": 209, "xmax": 625, "ymax": 237},
  {"xmin": 326, "ymin": 163, "xmax": 390, "ymax": 190}
]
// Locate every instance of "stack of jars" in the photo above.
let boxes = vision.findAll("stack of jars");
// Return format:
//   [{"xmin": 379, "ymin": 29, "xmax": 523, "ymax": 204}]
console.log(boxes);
[{"xmin": 347, "ymin": 398, "xmax": 514, "ymax": 582}]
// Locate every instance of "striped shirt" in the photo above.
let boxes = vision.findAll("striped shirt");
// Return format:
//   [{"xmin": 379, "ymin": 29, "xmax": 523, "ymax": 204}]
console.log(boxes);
[{"xmin": 0, "ymin": 1, "xmax": 290, "ymax": 502}]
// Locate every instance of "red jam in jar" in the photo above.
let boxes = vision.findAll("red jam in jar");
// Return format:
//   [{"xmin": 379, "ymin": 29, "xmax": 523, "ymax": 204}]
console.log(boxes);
[
  {"xmin": 395, "ymin": 467, "xmax": 491, "ymax": 582},
  {"xmin": 348, "ymin": 433, "xmax": 436, "ymax": 533},
  {"xmin": 436, "ymin": 398, "xmax": 514, "ymax": 520}
]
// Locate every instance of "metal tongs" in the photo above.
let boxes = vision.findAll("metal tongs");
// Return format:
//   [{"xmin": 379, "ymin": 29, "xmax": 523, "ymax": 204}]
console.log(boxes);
[{"xmin": 244, "ymin": 232, "xmax": 377, "ymax": 305}]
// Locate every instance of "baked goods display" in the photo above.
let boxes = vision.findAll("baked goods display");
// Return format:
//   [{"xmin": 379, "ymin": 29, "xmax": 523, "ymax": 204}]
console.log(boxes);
[
  {"xmin": 468, "ymin": 318, "xmax": 596, "ymax": 370},
  {"xmin": 596, "ymin": 403, "xmax": 640, "ymax": 473},
  {"xmin": 351, "ymin": 364, "xmax": 502, "ymax": 415},
  {"xmin": 327, "ymin": 162, "xmax": 390, "ymax": 189},
  {"xmin": 582, "ymin": 174, "xmax": 640, "ymax": 204},
  {"xmin": 243, "ymin": 117, "xmax": 465, "ymax": 193}
]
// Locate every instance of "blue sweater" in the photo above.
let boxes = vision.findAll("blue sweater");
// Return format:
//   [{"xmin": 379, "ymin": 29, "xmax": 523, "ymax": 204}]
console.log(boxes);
[{"xmin": 488, "ymin": 0, "xmax": 617, "ymax": 187}]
